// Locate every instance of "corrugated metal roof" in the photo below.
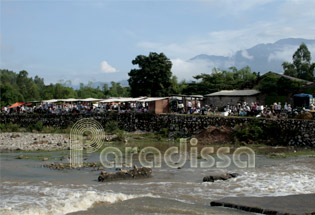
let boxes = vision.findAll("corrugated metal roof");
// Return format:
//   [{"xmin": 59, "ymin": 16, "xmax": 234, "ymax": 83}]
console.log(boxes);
[
  {"xmin": 266, "ymin": 72, "xmax": 314, "ymax": 85},
  {"xmin": 205, "ymin": 89, "xmax": 260, "ymax": 97}
]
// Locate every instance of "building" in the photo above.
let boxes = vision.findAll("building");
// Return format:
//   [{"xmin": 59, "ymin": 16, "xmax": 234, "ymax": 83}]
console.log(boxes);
[
  {"xmin": 141, "ymin": 97, "xmax": 169, "ymax": 114},
  {"xmin": 264, "ymin": 72, "xmax": 314, "ymax": 86},
  {"xmin": 204, "ymin": 89, "xmax": 261, "ymax": 107}
]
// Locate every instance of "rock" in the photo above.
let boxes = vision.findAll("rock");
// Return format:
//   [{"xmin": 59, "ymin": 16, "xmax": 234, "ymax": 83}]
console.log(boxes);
[
  {"xmin": 203, "ymin": 173, "xmax": 239, "ymax": 182},
  {"xmin": 101, "ymin": 170, "xmax": 107, "ymax": 175},
  {"xmin": 42, "ymin": 157, "xmax": 49, "ymax": 161},
  {"xmin": 98, "ymin": 166, "xmax": 152, "ymax": 182},
  {"xmin": 17, "ymin": 155, "xmax": 23, "ymax": 159},
  {"xmin": 11, "ymin": 134, "xmax": 20, "ymax": 138}
]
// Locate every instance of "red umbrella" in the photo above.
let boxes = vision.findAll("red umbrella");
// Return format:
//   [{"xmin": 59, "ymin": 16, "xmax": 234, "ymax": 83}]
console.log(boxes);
[{"xmin": 8, "ymin": 102, "xmax": 25, "ymax": 109}]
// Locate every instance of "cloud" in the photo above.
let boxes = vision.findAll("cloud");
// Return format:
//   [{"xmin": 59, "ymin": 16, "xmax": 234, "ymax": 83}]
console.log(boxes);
[
  {"xmin": 137, "ymin": 0, "xmax": 315, "ymax": 60},
  {"xmin": 171, "ymin": 58, "xmax": 230, "ymax": 81},
  {"xmin": 268, "ymin": 44, "xmax": 315, "ymax": 62},
  {"xmin": 138, "ymin": 20, "xmax": 315, "ymax": 60},
  {"xmin": 100, "ymin": 61, "xmax": 118, "ymax": 73},
  {"xmin": 241, "ymin": 50, "xmax": 254, "ymax": 60}
]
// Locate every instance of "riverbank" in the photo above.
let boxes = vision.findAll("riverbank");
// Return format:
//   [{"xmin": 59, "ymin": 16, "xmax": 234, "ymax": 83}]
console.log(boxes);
[
  {"xmin": 0, "ymin": 132, "xmax": 69, "ymax": 151},
  {"xmin": 1, "ymin": 131, "xmax": 315, "ymax": 158},
  {"xmin": 211, "ymin": 193, "xmax": 315, "ymax": 215}
]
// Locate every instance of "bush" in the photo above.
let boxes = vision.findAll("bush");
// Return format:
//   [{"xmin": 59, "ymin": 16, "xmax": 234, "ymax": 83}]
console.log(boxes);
[
  {"xmin": 0, "ymin": 124, "xmax": 6, "ymax": 131},
  {"xmin": 105, "ymin": 121, "xmax": 119, "ymax": 134},
  {"xmin": 115, "ymin": 129, "xmax": 126, "ymax": 142},
  {"xmin": 34, "ymin": 121, "xmax": 43, "ymax": 131},
  {"xmin": 158, "ymin": 128, "xmax": 169, "ymax": 138},
  {"xmin": 7, "ymin": 122, "xmax": 19, "ymax": 132},
  {"xmin": 233, "ymin": 122, "xmax": 263, "ymax": 143},
  {"xmin": 27, "ymin": 121, "xmax": 43, "ymax": 132}
]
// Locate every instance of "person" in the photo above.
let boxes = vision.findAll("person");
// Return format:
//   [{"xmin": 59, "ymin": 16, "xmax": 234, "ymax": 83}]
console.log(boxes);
[
  {"xmin": 197, "ymin": 101, "xmax": 201, "ymax": 109},
  {"xmin": 187, "ymin": 101, "xmax": 192, "ymax": 113},
  {"xmin": 277, "ymin": 102, "xmax": 282, "ymax": 111},
  {"xmin": 284, "ymin": 102, "xmax": 288, "ymax": 111}
]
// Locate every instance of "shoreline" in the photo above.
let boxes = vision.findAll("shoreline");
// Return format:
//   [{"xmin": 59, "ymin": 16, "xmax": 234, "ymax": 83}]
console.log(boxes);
[
  {"xmin": 0, "ymin": 132, "xmax": 69, "ymax": 152},
  {"xmin": 210, "ymin": 193, "xmax": 315, "ymax": 215}
]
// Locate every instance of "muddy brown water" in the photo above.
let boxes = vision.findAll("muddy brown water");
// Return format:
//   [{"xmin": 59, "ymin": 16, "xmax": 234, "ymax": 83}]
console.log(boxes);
[{"xmin": 1, "ymin": 151, "xmax": 315, "ymax": 215}]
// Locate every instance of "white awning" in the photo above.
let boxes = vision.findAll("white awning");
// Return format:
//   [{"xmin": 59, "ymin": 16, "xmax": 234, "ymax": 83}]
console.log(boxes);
[
  {"xmin": 100, "ymin": 97, "xmax": 147, "ymax": 103},
  {"xmin": 59, "ymin": 98, "xmax": 79, "ymax": 102},
  {"xmin": 42, "ymin": 99, "xmax": 59, "ymax": 103},
  {"xmin": 80, "ymin": 98, "xmax": 103, "ymax": 102}
]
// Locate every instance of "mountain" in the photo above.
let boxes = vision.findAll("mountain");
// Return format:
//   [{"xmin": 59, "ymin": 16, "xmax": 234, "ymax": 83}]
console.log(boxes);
[
  {"xmin": 190, "ymin": 38, "xmax": 315, "ymax": 74},
  {"xmin": 70, "ymin": 80, "xmax": 129, "ymax": 89}
]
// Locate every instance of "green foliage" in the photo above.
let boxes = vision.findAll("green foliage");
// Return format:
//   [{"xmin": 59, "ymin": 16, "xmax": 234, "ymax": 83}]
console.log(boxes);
[
  {"xmin": 257, "ymin": 72, "xmax": 303, "ymax": 104},
  {"xmin": 182, "ymin": 66, "xmax": 259, "ymax": 95},
  {"xmin": 128, "ymin": 52, "xmax": 173, "ymax": 97},
  {"xmin": 0, "ymin": 122, "xmax": 19, "ymax": 132},
  {"xmin": 103, "ymin": 81, "xmax": 129, "ymax": 98},
  {"xmin": 158, "ymin": 128, "xmax": 169, "ymax": 138},
  {"xmin": 0, "ymin": 69, "xmax": 130, "ymax": 107},
  {"xmin": 34, "ymin": 121, "xmax": 44, "ymax": 131},
  {"xmin": 282, "ymin": 43, "xmax": 315, "ymax": 82},
  {"xmin": 233, "ymin": 122, "xmax": 263, "ymax": 142},
  {"xmin": 115, "ymin": 129, "xmax": 126, "ymax": 142},
  {"xmin": 105, "ymin": 121, "xmax": 119, "ymax": 134},
  {"xmin": 264, "ymin": 95, "xmax": 288, "ymax": 106},
  {"xmin": 26, "ymin": 121, "xmax": 44, "ymax": 132}
]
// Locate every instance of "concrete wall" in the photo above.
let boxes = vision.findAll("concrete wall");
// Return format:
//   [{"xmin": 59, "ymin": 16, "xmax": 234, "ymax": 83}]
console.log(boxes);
[{"xmin": 0, "ymin": 113, "xmax": 314, "ymax": 147}]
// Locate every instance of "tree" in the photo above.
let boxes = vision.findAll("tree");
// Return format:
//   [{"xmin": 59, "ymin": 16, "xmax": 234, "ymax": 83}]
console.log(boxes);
[
  {"xmin": 282, "ymin": 43, "xmax": 315, "ymax": 82},
  {"xmin": 0, "ymin": 83, "xmax": 24, "ymax": 106},
  {"xmin": 257, "ymin": 72, "xmax": 302, "ymax": 96},
  {"xmin": 184, "ymin": 66, "xmax": 259, "ymax": 95},
  {"xmin": 128, "ymin": 52, "xmax": 172, "ymax": 97}
]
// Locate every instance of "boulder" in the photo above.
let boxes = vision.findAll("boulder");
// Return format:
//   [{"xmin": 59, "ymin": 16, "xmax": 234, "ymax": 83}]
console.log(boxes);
[
  {"xmin": 98, "ymin": 166, "xmax": 152, "ymax": 182},
  {"xmin": 203, "ymin": 173, "xmax": 239, "ymax": 182}
]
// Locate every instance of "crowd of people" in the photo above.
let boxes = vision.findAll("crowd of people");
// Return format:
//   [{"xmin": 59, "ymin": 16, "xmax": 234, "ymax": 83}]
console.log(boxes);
[
  {"xmin": 0, "ymin": 102, "xmax": 151, "ymax": 114},
  {"xmin": 1, "ymin": 100, "xmax": 314, "ymax": 119},
  {"xmin": 177, "ymin": 101, "xmax": 314, "ymax": 119}
]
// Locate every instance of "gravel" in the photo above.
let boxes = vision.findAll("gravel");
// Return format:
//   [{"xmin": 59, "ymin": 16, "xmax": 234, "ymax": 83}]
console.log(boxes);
[{"xmin": 0, "ymin": 132, "xmax": 70, "ymax": 151}]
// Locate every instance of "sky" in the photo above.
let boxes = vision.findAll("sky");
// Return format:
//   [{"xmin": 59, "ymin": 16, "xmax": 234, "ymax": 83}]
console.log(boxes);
[{"xmin": 1, "ymin": 0, "xmax": 315, "ymax": 85}]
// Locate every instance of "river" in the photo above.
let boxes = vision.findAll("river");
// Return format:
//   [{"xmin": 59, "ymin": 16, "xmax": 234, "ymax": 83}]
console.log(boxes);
[{"xmin": 1, "ymin": 152, "xmax": 315, "ymax": 215}]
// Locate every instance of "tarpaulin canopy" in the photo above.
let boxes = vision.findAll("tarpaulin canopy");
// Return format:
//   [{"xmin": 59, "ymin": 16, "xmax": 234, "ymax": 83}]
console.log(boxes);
[
  {"xmin": 293, "ymin": 93, "xmax": 313, "ymax": 98},
  {"xmin": 8, "ymin": 102, "xmax": 31, "ymax": 109}
]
